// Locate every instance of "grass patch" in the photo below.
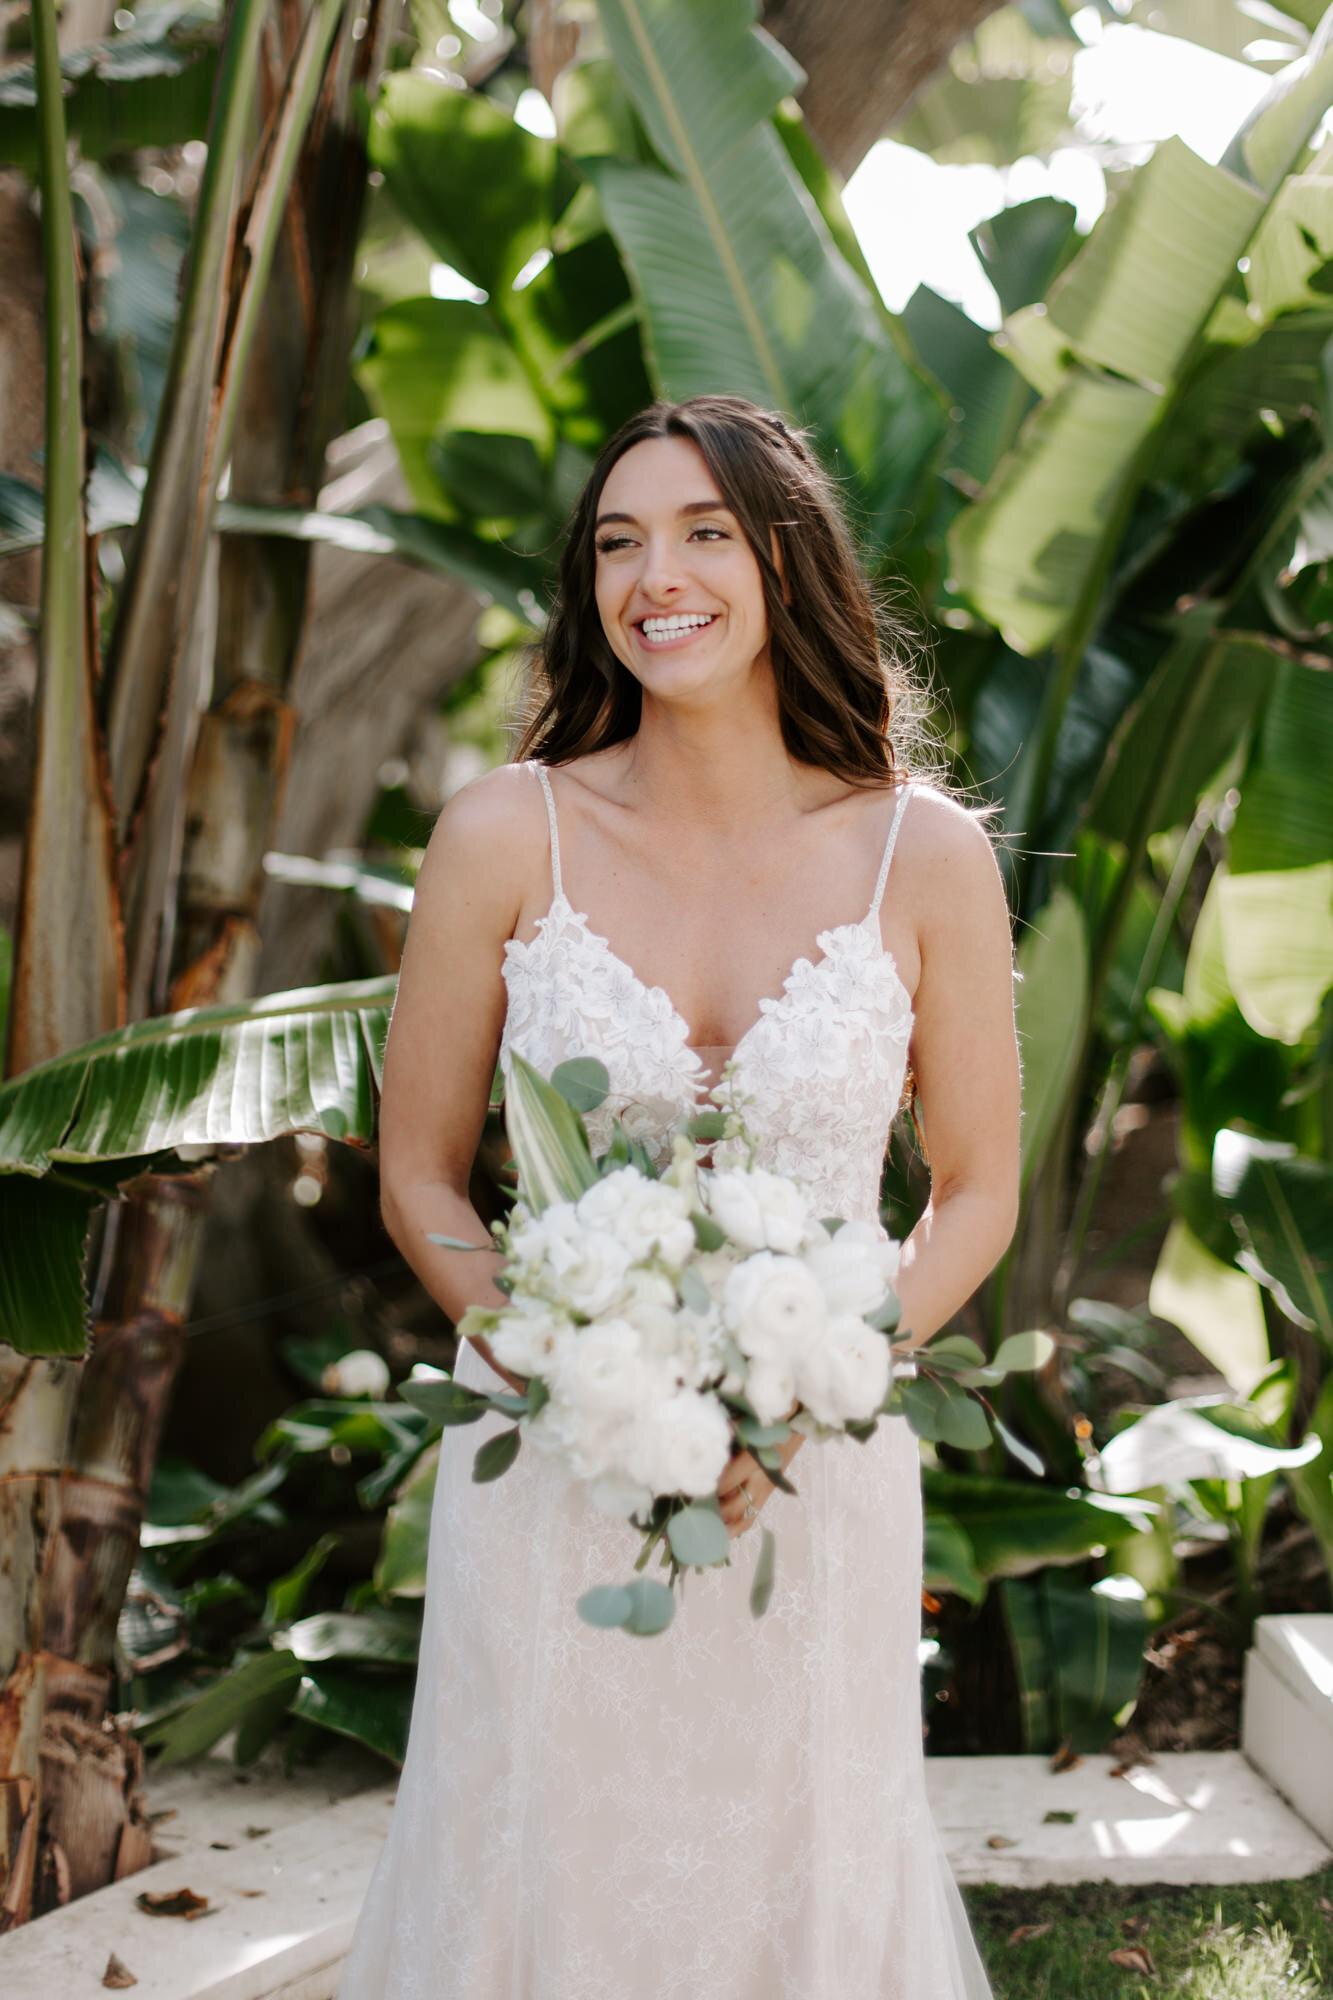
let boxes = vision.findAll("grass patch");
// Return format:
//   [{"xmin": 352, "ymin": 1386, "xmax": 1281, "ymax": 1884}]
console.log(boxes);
[{"xmin": 964, "ymin": 1866, "xmax": 1333, "ymax": 1997}]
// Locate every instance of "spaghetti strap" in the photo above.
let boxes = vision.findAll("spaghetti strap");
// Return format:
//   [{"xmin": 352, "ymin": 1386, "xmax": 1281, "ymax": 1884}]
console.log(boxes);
[
  {"xmin": 867, "ymin": 784, "xmax": 912, "ymax": 921},
  {"xmin": 529, "ymin": 759, "xmax": 563, "ymax": 901}
]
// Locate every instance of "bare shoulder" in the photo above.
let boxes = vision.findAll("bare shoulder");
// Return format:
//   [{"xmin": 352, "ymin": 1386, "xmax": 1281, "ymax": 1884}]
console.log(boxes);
[
  {"xmin": 894, "ymin": 785, "xmax": 1009, "ymax": 930},
  {"xmin": 413, "ymin": 760, "xmax": 548, "ymax": 927}
]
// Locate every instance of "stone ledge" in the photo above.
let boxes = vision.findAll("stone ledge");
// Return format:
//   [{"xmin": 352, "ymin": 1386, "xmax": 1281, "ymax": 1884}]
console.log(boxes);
[{"xmin": 928, "ymin": 1750, "xmax": 1333, "ymax": 1887}]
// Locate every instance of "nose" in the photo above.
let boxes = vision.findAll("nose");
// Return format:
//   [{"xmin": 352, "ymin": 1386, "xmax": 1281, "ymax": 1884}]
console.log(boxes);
[{"xmin": 637, "ymin": 531, "xmax": 687, "ymax": 602}]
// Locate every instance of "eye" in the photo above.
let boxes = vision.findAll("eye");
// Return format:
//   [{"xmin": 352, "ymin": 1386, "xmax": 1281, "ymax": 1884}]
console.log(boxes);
[
  {"xmin": 595, "ymin": 533, "xmax": 636, "ymax": 555},
  {"xmin": 689, "ymin": 524, "xmax": 729, "ymax": 542}
]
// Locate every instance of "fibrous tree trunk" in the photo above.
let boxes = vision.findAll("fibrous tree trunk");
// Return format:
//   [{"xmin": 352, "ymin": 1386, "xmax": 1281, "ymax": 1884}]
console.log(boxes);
[{"xmin": 762, "ymin": 0, "xmax": 1012, "ymax": 178}]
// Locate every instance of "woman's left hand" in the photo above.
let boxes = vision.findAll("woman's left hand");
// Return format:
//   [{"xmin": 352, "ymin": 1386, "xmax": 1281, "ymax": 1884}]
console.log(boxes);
[{"xmin": 717, "ymin": 1433, "xmax": 803, "ymax": 1538}]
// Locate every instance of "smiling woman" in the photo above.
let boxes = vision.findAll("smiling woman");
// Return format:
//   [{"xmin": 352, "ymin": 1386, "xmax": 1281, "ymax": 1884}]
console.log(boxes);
[
  {"xmin": 339, "ymin": 394, "xmax": 1018, "ymax": 2000},
  {"xmin": 520, "ymin": 394, "xmax": 930, "ymax": 785}
]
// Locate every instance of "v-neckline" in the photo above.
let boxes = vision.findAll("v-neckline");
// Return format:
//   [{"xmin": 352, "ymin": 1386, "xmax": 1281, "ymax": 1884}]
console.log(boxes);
[{"xmin": 508, "ymin": 891, "xmax": 909, "ymax": 1097}]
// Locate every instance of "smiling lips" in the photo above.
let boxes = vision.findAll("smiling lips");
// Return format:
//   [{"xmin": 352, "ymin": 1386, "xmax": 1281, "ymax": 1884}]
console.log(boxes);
[{"xmin": 635, "ymin": 611, "xmax": 719, "ymax": 648}]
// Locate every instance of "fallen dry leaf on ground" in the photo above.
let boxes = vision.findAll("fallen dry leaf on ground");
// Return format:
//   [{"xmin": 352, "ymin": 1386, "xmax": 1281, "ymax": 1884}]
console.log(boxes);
[
  {"xmin": 986, "ymin": 1834, "xmax": 1020, "ymax": 1849},
  {"xmin": 1050, "ymin": 1741, "xmax": 1083, "ymax": 1773},
  {"xmin": 102, "ymin": 1953, "xmax": 137, "ymax": 1988},
  {"xmin": 1008, "ymin": 1923, "xmax": 1053, "ymax": 1946},
  {"xmin": 135, "ymin": 1887, "xmax": 209, "ymax": 1920},
  {"xmin": 1109, "ymin": 1944, "xmax": 1158, "ymax": 1977}
]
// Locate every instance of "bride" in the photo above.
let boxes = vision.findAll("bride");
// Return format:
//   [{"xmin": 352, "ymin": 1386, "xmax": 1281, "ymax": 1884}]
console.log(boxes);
[{"xmin": 338, "ymin": 395, "xmax": 1019, "ymax": 1999}]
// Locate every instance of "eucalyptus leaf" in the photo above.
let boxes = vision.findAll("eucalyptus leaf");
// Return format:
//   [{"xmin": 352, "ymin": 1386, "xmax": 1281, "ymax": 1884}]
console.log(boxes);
[
  {"xmin": 688, "ymin": 1110, "xmax": 727, "ymax": 1142},
  {"xmin": 677, "ymin": 1265, "xmax": 711, "ymax": 1314},
  {"xmin": 426, "ymin": 1232, "xmax": 493, "ymax": 1251},
  {"xmin": 734, "ymin": 1417, "xmax": 791, "ymax": 1448},
  {"xmin": 749, "ymin": 1525, "xmax": 776, "ymax": 1617},
  {"xmin": 397, "ymin": 1376, "xmax": 488, "ymax": 1426},
  {"xmin": 551, "ymin": 1056, "xmax": 611, "ymax": 1114},
  {"xmin": 667, "ymin": 1503, "xmax": 731, "ymax": 1568},
  {"xmin": 472, "ymin": 1426, "xmax": 522, "ymax": 1483},
  {"xmin": 527, "ymin": 1375, "xmax": 550, "ymax": 1418},
  {"xmin": 992, "ymin": 1330, "xmax": 1056, "ymax": 1374},
  {"xmin": 934, "ymin": 1383, "xmax": 995, "ymax": 1452},
  {"xmin": 621, "ymin": 1575, "xmax": 676, "ymax": 1636},
  {"xmin": 690, "ymin": 1210, "xmax": 726, "ymax": 1251},
  {"xmin": 577, "ymin": 1583, "xmax": 634, "ymax": 1628}
]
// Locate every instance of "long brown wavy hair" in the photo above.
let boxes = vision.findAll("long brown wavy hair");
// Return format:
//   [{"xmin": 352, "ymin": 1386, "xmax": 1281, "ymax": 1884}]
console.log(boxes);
[{"xmin": 516, "ymin": 395, "xmax": 930, "ymax": 785}]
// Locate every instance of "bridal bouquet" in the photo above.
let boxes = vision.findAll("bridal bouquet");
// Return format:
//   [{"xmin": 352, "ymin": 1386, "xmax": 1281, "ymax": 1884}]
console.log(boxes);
[{"xmin": 403, "ymin": 1055, "xmax": 1050, "ymax": 1637}]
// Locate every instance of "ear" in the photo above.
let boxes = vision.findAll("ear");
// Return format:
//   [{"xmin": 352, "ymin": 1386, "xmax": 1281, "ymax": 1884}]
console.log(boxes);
[{"xmin": 770, "ymin": 525, "xmax": 792, "ymax": 607}]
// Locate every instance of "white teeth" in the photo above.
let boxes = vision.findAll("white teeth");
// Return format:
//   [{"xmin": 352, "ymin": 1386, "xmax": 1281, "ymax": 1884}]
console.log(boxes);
[{"xmin": 640, "ymin": 613, "xmax": 716, "ymax": 639}]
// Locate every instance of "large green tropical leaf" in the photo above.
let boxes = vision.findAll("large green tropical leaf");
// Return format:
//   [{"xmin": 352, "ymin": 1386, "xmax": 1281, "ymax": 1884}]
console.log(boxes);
[
  {"xmin": 1212, "ymin": 1128, "xmax": 1333, "ymax": 1341},
  {"xmin": 1217, "ymin": 862, "xmax": 1333, "ymax": 1044},
  {"xmin": 587, "ymin": 0, "xmax": 946, "ymax": 545},
  {"xmin": 1001, "ymin": 1570, "xmax": 1146, "ymax": 1752},
  {"xmin": 921, "ymin": 1470, "xmax": 1152, "ymax": 1581},
  {"xmin": 1149, "ymin": 1217, "xmax": 1270, "ymax": 1394},
  {"xmin": 0, "ymin": 978, "xmax": 394, "ymax": 1355},
  {"xmin": 1230, "ymin": 659, "xmax": 1333, "ymax": 873},
  {"xmin": 1013, "ymin": 886, "xmax": 1087, "ymax": 1189}
]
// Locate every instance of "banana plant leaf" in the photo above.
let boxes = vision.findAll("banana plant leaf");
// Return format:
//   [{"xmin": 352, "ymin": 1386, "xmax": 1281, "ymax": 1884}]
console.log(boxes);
[
  {"xmin": 587, "ymin": 0, "xmax": 946, "ymax": 546},
  {"xmin": 1212, "ymin": 1128, "xmax": 1333, "ymax": 1341},
  {"xmin": 1012, "ymin": 886, "xmax": 1087, "ymax": 1191},
  {"xmin": 0, "ymin": 976, "xmax": 394, "ymax": 1356},
  {"xmin": 921, "ymin": 1470, "xmax": 1153, "ymax": 1582},
  {"xmin": 1001, "ymin": 1570, "xmax": 1147, "ymax": 1753}
]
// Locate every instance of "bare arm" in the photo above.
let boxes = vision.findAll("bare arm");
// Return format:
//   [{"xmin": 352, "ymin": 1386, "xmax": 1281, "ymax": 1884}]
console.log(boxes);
[
  {"xmin": 378, "ymin": 766, "xmax": 546, "ymax": 1394},
  {"xmin": 892, "ymin": 794, "xmax": 1021, "ymax": 1349}
]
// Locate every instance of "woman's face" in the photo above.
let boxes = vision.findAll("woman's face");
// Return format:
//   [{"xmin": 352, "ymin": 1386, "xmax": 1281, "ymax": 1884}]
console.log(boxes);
[{"xmin": 592, "ymin": 436, "xmax": 772, "ymax": 707}]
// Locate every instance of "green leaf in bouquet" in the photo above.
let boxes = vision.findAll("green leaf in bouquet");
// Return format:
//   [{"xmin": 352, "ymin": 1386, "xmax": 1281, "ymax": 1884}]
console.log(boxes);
[
  {"xmin": 734, "ymin": 1417, "xmax": 791, "ymax": 1448},
  {"xmin": 550, "ymin": 1056, "xmax": 611, "ymax": 1113},
  {"xmin": 820, "ymin": 1217, "xmax": 846, "ymax": 1235},
  {"xmin": 866, "ymin": 1290, "xmax": 902, "ymax": 1332},
  {"xmin": 485, "ymin": 1392, "xmax": 529, "ymax": 1418},
  {"xmin": 756, "ymin": 1452, "xmax": 798, "ymax": 1494},
  {"xmin": 577, "ymin": 1583, "xmax": 634, "ymax": 1628},
  {"xmin": 992, "ymin": 1330, "xmax": 1057, "ymax": 1374},
  {"xmin": 750, "ymin": 1525, "xmax": 777, "ymax": 1617},
  {"xmin": 600, "ymin": 1123, "xmax": 632, "ymax": 1170},
  {"xmin": 526, "ymin": 1375, "xmax": 550, "ymax": 1418},
  {"xmin": 690, "ymin": 1209, "xmax": 726, "ymax": 1252},
  {"xmin": 398, "ymin": 1375, "xmax": 489, "ymax": 1426},
  {"xmin": 667, "ymin": 1503, "xmax": 731, "ymax": 1568},
  {"xmin": 472, "ymin": 1426, "xmax": 522, "ymax": 1482},
  {"xmin": 922, "ymin": 1335, "xmax": 988, "ymax": 1371},
  {"xmin": 621, "ymin": 1576, "xmax": 676, "ymax": 1636},
  {"xmin": 504, "ymin": 1051, "xmax": 598, "ymax": 1211},
  {"xmin": 427, "ymin": 1231, "xmax": 493, "ymax": 1251},
  {"xmin": 677, "ymin": 1265, "xmax": 711, "ymax": 1314},
  {"xmin": 843, "ymin": 1419, "xmax": 877, "ymax": 1442},
  {"xmin": 935, "ymin": 1385, "xmax": 994, "ymax": 1452},
  {"xmin": 688, "ymin": 1109, "xmax": 727, "ymax": 1142}
]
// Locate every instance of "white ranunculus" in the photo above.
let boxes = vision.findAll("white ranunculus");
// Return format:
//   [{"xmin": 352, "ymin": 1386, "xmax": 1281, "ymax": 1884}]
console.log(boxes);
[
  {"xmin": 552, "ymin": 1319, "xmax": 673, "ymax": 1476},
  {"xmin": 576, "ymin": 1166, "xmax": 696, "ymax": 1267},
  {"xmin": 796, "ymin": 1315, "xmax": 892, "ymax": 1426},
  {"xmin": 509, "ymin": 1201, "xmax": 634, "ymax": 1317},
  {"xmin": 588, "ymin": 1472, "xmax": 655, "ymax": 1520},
  {"xmin": 745, "ymin": 1354, "xmax": 799, "ymax": 1426},
  {"xmin": 626, "ymin": 1389, "xmax": 732, "ymax": 1497},
  {"xmin": 723, "ymin": 1252, "xmax": 826, "ymax": 1365},
  {"xmin": 804, "ymin": 1220, "xmax": 901, "ymax": 1319},
  {"xmin": 320, "ymin": 1349, "xmax": 390, "ymax": 1399},
  {"xmin": 705, "ymin": 1166, "xmax": 813, "ymax": 1255},
  {"xmin": 488, "ymin": 1296, "xmax": 568, "ymax": 1379}
]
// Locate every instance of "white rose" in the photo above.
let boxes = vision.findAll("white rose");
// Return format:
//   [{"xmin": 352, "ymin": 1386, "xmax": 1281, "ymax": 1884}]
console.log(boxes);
[
  {"xmin": 804, "ymin": 1221, "xmax": 900, "ymax": 1319},
  {"xmin": 723, "ymin": 1252, "xmax": 826, "ymax": 1364},
  {"xmin": 577, "ymin": 1167, "xmax": 696, "ymax": 1267},
  {"xmin": 705, "ymin": 1166, "xmax": 813, "ymax": 1255},
  {"xmin": 626, "ymin": 1390, "xmax": 732, "ymax": 1497},
  {"xmin": 488, "ymin": 1297, "xmax": 568, "ymax": 1379},
  {"xmin": 588, "ymin": 1472, "xmax": 655, "ymax": 1520},
  {"xmin": 745, "ymin": 1354, "xmax": 799, "ymax": 1426},
  {"xmin": 509, "ymin": 1202, "xmax": 634, "ymax": 1317},
  {"xmin": 552, "ymin": 1319, "xmax": 673, "ymax": 1476},
  {"xmin": 320, "ymin": 1349, "xmax": 389, "ymax": 1399},
  {"xmin": 796, "ymin": 1315, "xmax": 892, "ymax": 1426}
]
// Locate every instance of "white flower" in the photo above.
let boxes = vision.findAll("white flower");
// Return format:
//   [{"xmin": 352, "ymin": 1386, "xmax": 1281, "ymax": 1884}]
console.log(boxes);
[
  {"xmin": 804, "ymin": 1220, "xmax": 901, "ymax": 1319},
  {"xmin": 576, "ymin": 1166, "xmax": 696, "ymax": 1267},
  {"xmin": 508, "ymin": 1201, "xmax": 634, "ymax": 1316},
  {"xmin": 723, "ymin": 1252, "xmax": 826, "ymax": 1364},
  {"xmin": 320, "ymin": 1349, "xmax": 389, "ymax": 1398},
  {"xmin": 796, "ymin": 1315, "xmax": 892, "ymax": 1426},
  {"xmin": 625, "ymin": 1389, "xmax": 732, "ymax": 1497},
  {"xmin": 588, "ymin": 1472, "xmax": 655, "ymax": 1520},
  {"xmin": 488, "ymin": 1296, "xmax": 568, "ymax": 1378},
  {"xmin": 551, "ymin": 1319, "xmax": 673, "ymax": 1476},
  {"xmin": 745, "ymin": 1354, "xmax": 799, "ymax": 1426},
  {"xmin": 705, "ymin": 1166, "xmax": 813, "ymax": 1255}
]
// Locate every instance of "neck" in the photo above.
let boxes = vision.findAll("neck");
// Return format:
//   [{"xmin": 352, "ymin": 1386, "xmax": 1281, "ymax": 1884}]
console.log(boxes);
[{"xmin": 622, "ymin": 671, "xmax": 812, "ymax": 831}]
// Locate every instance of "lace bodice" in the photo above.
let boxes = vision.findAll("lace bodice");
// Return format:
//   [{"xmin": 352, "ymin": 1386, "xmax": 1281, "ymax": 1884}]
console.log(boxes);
[{"xmin": 500, "ymin": 761, "xmax": 915, "ymax": 1221}]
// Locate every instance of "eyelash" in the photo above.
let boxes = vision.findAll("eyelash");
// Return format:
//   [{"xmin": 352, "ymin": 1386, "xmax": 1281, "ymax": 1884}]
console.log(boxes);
[{"xmin": 595, "ymin": 525, "xmax": 729, "ymax": 555}]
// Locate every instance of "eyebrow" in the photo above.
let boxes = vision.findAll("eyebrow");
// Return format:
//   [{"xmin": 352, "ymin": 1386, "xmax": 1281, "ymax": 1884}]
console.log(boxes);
[{"xmin": 594, "ymin": 498, "xmax": 732, "ymax": 529}]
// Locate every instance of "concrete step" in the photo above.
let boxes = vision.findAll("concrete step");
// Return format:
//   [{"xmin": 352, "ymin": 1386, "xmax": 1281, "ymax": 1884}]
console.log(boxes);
[
  {"xmin": 3, "ymin": 1740, "xmax": 1329, "ymax": 1998},
  {"xmin": 929, "ymin": 1750, "xmax": 1332, "ymax": 1887},
  {"xmin": 1242, "ymin": 1612, "xmax": 1333, "ymax": 1847}
]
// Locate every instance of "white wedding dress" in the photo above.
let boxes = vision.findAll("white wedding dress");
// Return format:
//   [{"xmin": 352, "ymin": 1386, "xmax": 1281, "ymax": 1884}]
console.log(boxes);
[{"xmin": 338, "ymin": 762, "xmax": 993, "ymax": 2000}]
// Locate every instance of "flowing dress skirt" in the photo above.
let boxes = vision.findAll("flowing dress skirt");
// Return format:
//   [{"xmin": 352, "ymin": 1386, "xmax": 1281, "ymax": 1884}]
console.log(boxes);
[{"xmin": 337, "ymin": 1336, "xmax": 992, "ymax": 1999}]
